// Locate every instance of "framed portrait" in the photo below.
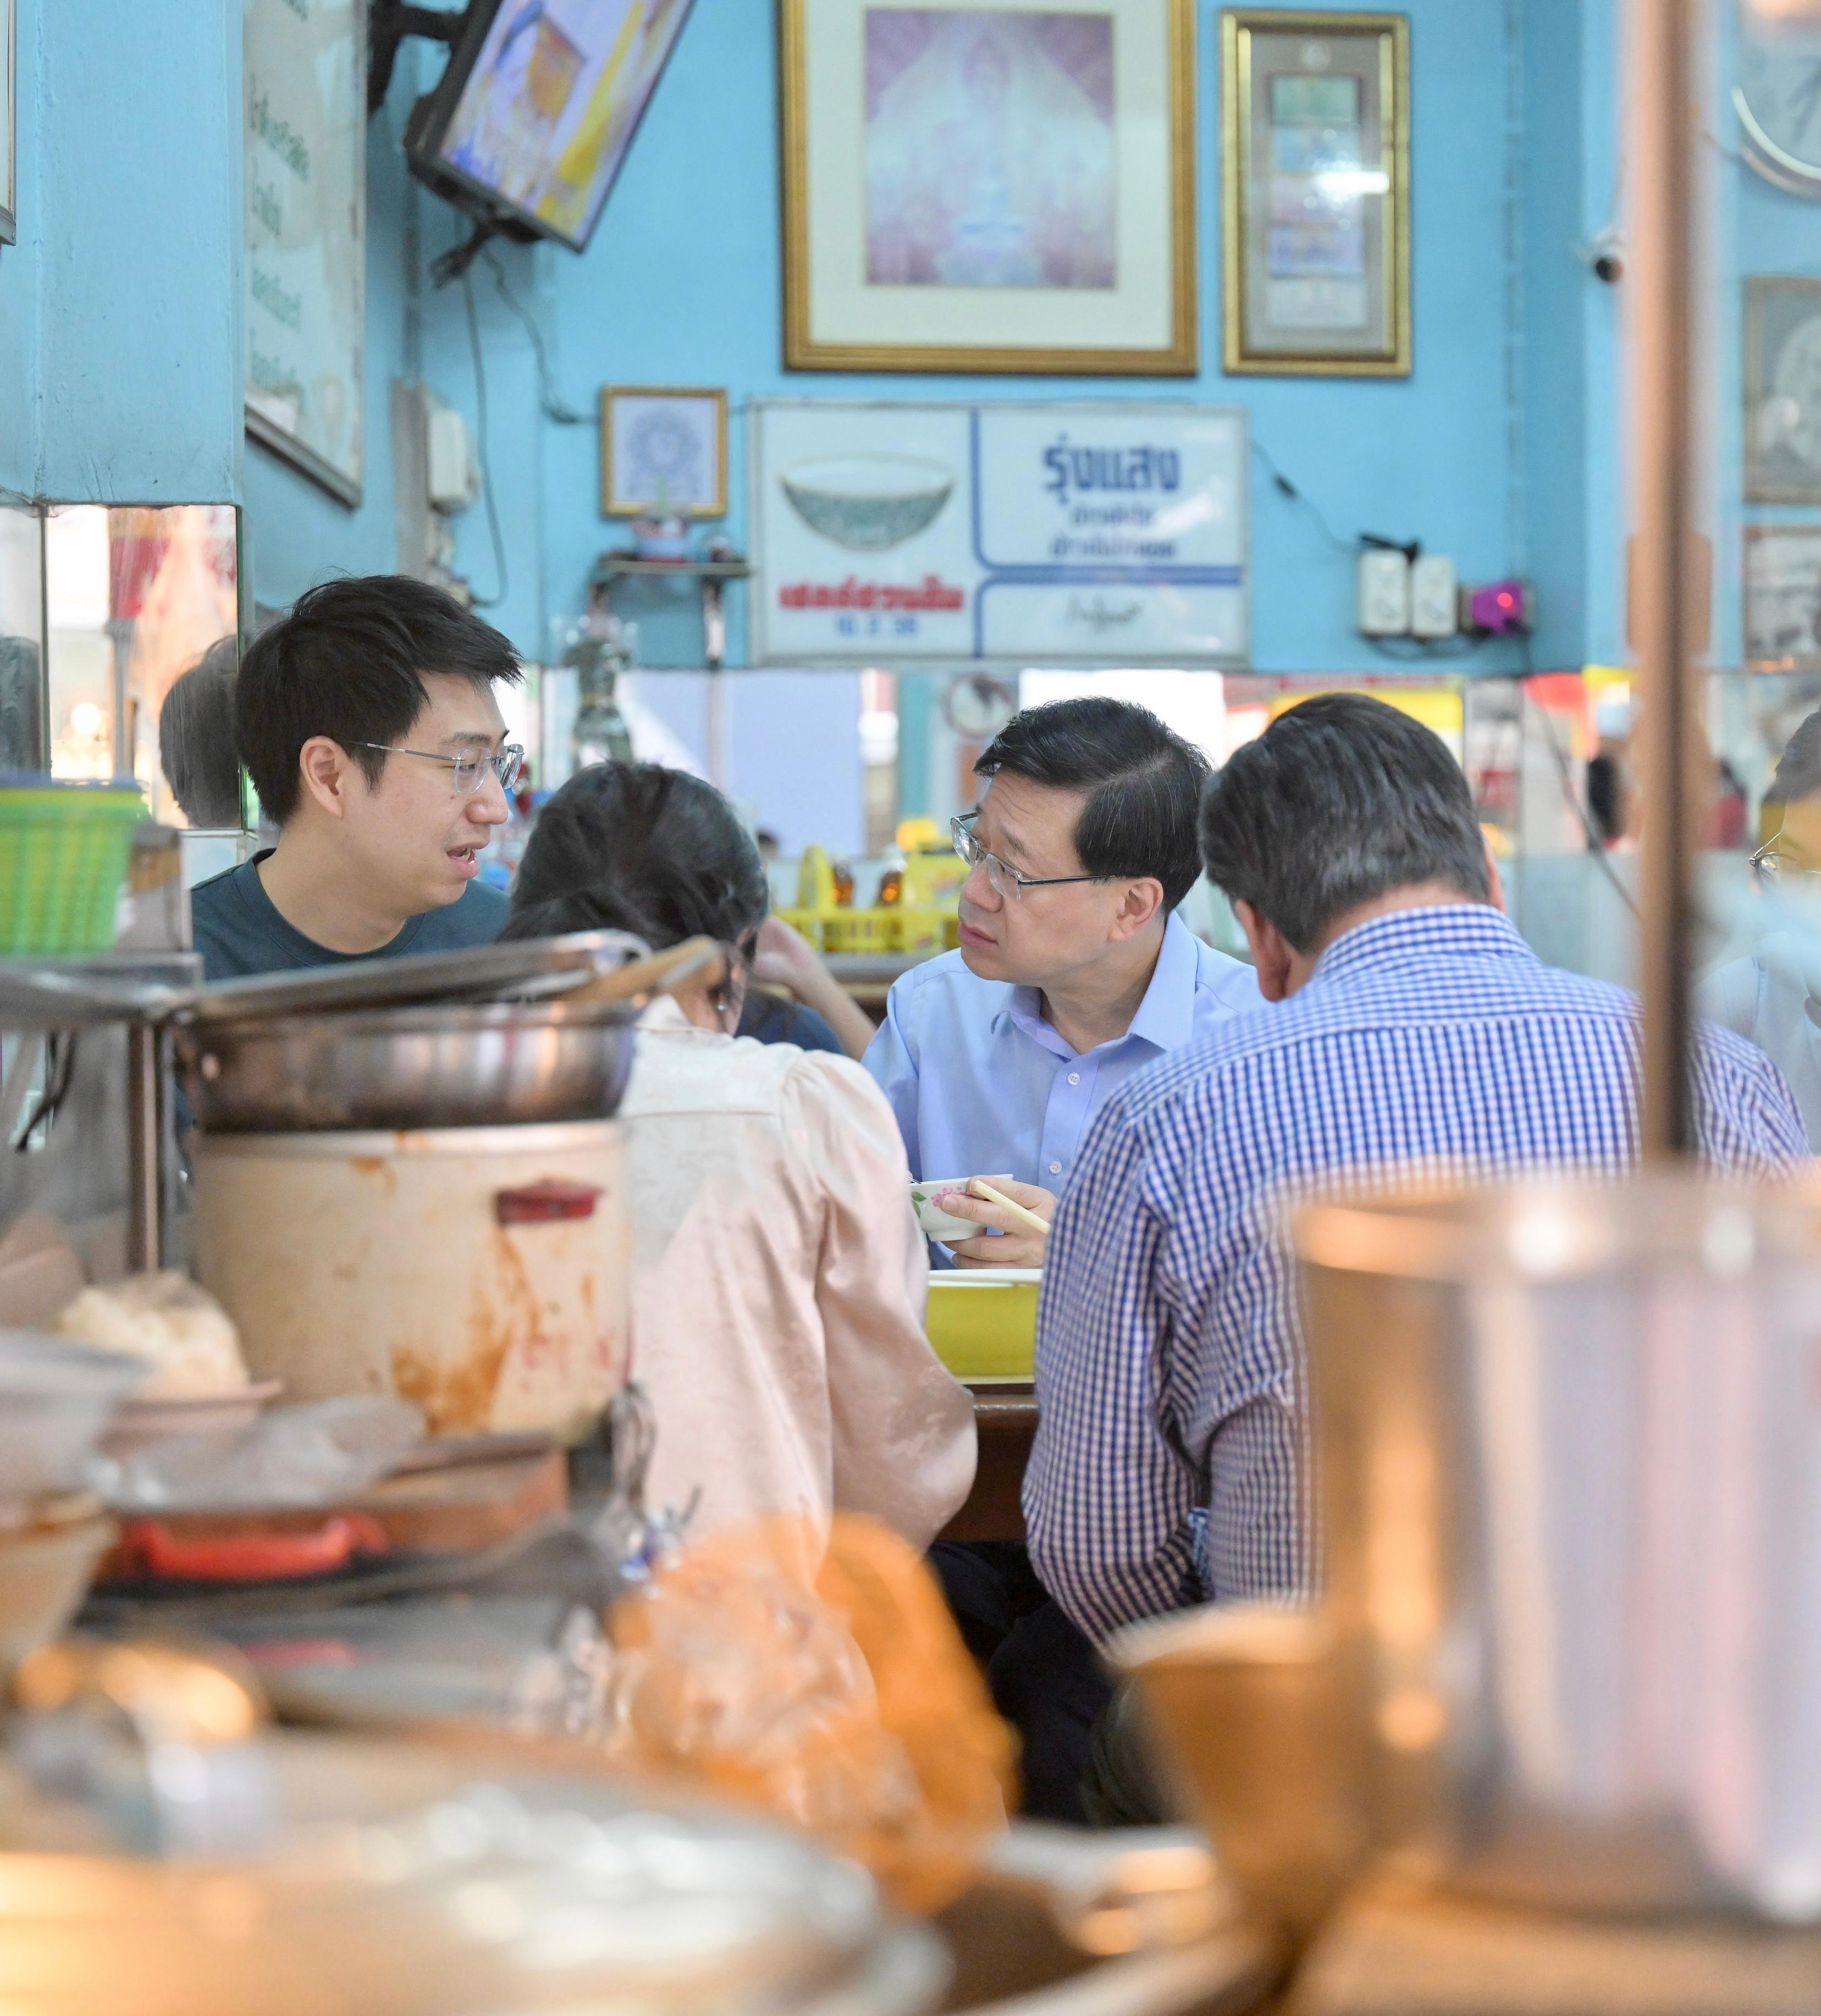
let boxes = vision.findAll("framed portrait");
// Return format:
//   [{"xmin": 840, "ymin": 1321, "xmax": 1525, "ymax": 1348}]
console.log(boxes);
[
  {"xmin": 1, "ymin": 0, "xmax": 15, "ymax": 244},
  {"xmin": 1219, "ymin": 9, "xmax": 1410, "ymax": 377},
  {"xmin": 1745, "ymin": 524, "xmax": 1821, "ymax": 671},
  {"xmin": 601, "ymin": 386, "xmax": 728, "ymax": 517},
  {"xmin": 243, "ymin": 0, "xmax": 366, "ymax": 505},
  {"xmin": 780, "ymin": 0, "xmax": 1198, "ymax": 375},
  {"xmin": 1745, "ymin": 277, "xmax": 1821, "ymax": 505}
]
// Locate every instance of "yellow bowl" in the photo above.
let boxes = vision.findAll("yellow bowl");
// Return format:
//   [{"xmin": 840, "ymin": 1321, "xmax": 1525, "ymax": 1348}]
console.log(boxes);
[{"xmin": 926, "ymin": 1269, "xmax": 1040, "ymax": 1382}]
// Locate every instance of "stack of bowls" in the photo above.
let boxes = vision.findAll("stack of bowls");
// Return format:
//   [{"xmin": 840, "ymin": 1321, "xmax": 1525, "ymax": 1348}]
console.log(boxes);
[{"xmin": 0, "ymin": 1330, "xmax": 146, "ymax": 1673}]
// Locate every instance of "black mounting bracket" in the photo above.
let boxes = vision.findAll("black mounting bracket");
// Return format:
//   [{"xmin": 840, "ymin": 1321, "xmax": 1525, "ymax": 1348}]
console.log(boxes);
[{"xmin": 369, "ymin": 0, "xmax": 471, "ymax": 117}]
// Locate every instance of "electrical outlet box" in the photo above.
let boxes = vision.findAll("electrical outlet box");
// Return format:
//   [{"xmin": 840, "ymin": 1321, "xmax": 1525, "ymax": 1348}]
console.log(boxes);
[
  {"xmin": 1410, "ymin": 555, "xmax": 1458, "ymax": 638},
  {"xmin": 1357, "ymin": 550, "xmax": 1411, "ymax": 636},
  {"xmin": 427, "ymin": 400, "xmax": 479, "ymax": 515}
]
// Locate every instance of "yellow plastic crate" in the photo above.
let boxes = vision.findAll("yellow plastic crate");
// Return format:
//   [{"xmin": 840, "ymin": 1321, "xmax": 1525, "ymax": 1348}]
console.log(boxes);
[{"xmin": 926, "ymin": 1270, "xmax": 1039, "ymax": 1382}]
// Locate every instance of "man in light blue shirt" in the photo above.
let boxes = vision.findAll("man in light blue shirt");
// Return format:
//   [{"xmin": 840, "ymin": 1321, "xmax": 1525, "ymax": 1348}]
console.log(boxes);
[{"xmin": 865, "ymin": 695, "xmax": 1261, "ymax": 1272}]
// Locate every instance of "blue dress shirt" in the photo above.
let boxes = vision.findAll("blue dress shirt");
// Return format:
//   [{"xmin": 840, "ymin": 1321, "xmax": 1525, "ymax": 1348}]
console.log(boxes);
[
  {"xmin": 862, "ymin": 913, "xmax": 1263, "ymax": 1208},
  {"xmin": 1023, "ymin": 905, "xmax": 1811, "ymax": 1646}
]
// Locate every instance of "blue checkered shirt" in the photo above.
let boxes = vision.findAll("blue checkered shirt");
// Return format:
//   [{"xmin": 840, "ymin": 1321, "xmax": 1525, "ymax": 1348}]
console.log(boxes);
[{"xmin": 1025, "ymin": 905, "xmax": 1811, "ymax": 1644}]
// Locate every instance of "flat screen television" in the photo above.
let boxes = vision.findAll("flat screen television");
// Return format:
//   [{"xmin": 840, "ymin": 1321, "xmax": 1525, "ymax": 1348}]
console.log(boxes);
[{"xmin": 405, "ymin": 0, "xmax": 696, "ymax": 253}]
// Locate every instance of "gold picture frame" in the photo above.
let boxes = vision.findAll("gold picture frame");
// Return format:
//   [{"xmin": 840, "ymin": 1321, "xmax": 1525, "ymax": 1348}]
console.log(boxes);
[
  {"xmin": 1220, "ymin": 9, "xmax": 1411, "ymax": 377},
  {"xmin": 600, "ymin": 385, "xmax": 729, "ymax": 518},
  {"xmin": 780, "ymin": 0, "xmax": 1198, "ymax": 375}
]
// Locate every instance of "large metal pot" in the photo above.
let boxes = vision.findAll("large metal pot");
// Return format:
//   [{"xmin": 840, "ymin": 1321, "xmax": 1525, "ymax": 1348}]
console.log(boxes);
[
  {"xmin": 1122, "ymin": 1173, "xmax": 1821, "ymax": 1929},
  {"xmin": 173, "ymin": 937, "xmax": 725, "ymax": 1134},
  {"xmin": 175, "ymin": 996, "xmax": 641, "ymax": 1132}
]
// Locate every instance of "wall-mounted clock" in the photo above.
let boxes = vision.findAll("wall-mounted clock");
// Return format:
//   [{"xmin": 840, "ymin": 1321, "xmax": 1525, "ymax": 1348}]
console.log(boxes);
[{"xmin": 1736, "ymin": 2, "xmax": 1821, "ymax": 197}]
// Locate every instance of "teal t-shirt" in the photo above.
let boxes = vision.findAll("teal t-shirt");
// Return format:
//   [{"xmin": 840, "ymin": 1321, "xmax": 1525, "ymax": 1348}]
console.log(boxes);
[{"xmin": 190, "ymin": 852, "xmax": 510, "ymax": 982}]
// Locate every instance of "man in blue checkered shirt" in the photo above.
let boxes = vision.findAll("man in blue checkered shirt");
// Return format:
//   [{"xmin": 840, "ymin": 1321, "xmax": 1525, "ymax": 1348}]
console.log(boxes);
[{"xmin": 1026, "ymin": 694, "xmax": 1808, "ymax": 1689}]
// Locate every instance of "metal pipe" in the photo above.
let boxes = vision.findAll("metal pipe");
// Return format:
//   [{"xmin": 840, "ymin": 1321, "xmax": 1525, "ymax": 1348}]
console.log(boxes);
[
  {"xmin": 125, "ymin": 1021, "xmax": 163, "ymax": 1271},
  {"xmin": 1628, "ymin": 0, "xmax": 1705, "ymax": 1158}
]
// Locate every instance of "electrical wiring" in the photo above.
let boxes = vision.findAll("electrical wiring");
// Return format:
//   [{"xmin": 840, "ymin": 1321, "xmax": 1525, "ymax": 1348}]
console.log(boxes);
[
  {"xmin": 1249, "ymin": 438, "xmax": 1359, "ymax": 555},
  {"xmin": 461, "ymin": 270, "xmax": 510, "ymax": 611},
  {"xmin": 482, "ymin": 248, "xmax": 594, "ymax": 427}
]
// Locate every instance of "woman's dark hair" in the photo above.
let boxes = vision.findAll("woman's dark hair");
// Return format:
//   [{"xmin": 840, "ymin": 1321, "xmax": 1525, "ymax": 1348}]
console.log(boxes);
[
  {"xmin": 158, "ymin": 637, "xmax": 242, "ymax": 827},
  {"xmin": 237, "ymin": 575, "xmax": 522, "ymax": 825},
  {"xmin": 1200, "ymin": 693, "xmax": 1490, "ymax": 952},
  {"xmin": 503, "ymin": 761, "xmax": 768, "ymax": 951},
  {"xmin": 974, "ymin": 696, "xmax": 1210, "ymax": 911}
]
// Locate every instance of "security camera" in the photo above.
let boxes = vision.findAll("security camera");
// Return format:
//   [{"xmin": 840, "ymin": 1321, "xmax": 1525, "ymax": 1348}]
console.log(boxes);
[{"xmin": 1584, "ymin": 225, "xmax": 1624, "ymax": 285}]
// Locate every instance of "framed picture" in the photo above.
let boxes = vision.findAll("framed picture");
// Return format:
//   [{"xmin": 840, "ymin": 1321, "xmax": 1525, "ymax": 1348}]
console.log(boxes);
[
  {"xmin": 1745, "ymin": 277, "xmax": 1821, "ymax": 505},
  {"xmin": 243, "ymin": 0, "xmax": 366, "ymax": 505},
  {"xmin": 1219, "ymin": 9, "xmax": 1410, "ymax": 377},
  {"xmin": 1, "ymin": 0, "xmax": 15, "ymax": 244},
  {"xmin": 780, "ymin": 0, "xmax": 1198, "ymax": 375},
  {"xmin": 1745, "ymin": 525, "xmax": 1821, "ymax": 671},
  {"xmin": 600, "ymin": 386, "xmax": 728, "ymax": 517}
]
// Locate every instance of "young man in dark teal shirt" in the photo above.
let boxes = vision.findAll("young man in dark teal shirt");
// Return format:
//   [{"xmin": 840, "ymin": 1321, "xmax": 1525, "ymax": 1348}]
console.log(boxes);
[{"xmin": 192, "ymin": 576, "xmax": 524, "ymax": 981}]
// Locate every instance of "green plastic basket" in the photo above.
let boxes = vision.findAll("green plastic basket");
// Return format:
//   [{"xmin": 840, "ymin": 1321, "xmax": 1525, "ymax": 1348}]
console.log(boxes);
[{"xmin": 0, "ymin": 781, "xmax": 148, "ymax": 954}]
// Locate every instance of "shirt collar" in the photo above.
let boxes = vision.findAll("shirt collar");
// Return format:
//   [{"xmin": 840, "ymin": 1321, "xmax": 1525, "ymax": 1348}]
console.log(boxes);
[
  {"xmin": 1310, "ymin": 903, "xmax": 1531, "ymax": 986},
  {"xmin": 1001, "ymin": 913, "xmax": 1199, "ymax": 1058}
]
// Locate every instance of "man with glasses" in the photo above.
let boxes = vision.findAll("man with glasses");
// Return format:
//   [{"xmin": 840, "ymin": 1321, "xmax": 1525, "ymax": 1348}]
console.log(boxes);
[
  {"xmin": 864, "ymin": 696, "xmax": 1260, "ymax": 1273},
  {"xmin": 190, "ymin": 576, "xmax": 526, "ymax": 980},
  {"xmin": 865, "ymin": 696, "xmax": 1260, "ymax": 1825}
]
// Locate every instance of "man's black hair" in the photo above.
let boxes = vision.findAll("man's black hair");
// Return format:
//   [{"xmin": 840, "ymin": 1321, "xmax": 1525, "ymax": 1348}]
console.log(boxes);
[
  {"xmin": 1769, "ymin": 707, "xmax": 1821, "ymax": 807},
  {"xmin": 1200, "ymin": 692, "xmax": 1490, "ymax": 952},
  {"xmin": 973, "ymin": 695, "xmax": 1210, "ymax": 912},
  {"xmin": 236, "ymin": 575, "xmax": 522, "ymax": 825},
  {"xmin": 503, "ymin": 761, "xmax": 769, "ymax": 952},
  {"xmin": 158, "ymin": 637, "xmax": 242, "ymax": 828}
]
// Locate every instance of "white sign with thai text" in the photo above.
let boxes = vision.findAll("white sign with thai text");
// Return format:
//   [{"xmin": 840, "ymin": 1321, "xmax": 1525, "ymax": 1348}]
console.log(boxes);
[
  {"xmin": 244, "ymin": 0, "xmax": 366, "ymax": 505},
  {"xmin": 750, "ymin": 400, "xmax": 1248, "ymax": 665}
]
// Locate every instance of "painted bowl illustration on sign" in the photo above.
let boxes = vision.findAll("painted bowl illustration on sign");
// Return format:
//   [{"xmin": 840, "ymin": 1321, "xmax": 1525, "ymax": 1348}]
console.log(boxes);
[{"xmin": 779, "ymin": 456, "xmax": 955, "ymax": 551}]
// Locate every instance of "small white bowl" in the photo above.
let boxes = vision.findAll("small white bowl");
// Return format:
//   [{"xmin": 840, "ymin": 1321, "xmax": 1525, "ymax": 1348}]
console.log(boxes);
[
  {"xmin": 910, "ymin": 1175, "xmax": 1014, "ymax": 1244},
  {"xmin": 101, "ymin": 1378, "xmax": 284, "ymax": 1459}
]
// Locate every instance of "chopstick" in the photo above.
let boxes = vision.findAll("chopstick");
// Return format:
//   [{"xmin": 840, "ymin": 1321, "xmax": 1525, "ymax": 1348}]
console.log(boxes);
[{"xmin": 970, "ymin": 1179, "xmax": 1052, "ymax": 1234}]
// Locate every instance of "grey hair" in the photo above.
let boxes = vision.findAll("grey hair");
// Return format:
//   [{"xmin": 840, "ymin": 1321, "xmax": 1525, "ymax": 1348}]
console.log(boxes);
[{"xmin": 1199, "ymin": 692, "xmax": 1490, "ymax": 952}]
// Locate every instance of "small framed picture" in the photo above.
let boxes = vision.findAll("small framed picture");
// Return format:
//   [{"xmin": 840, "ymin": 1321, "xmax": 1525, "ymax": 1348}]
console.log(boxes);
[
  {"xmin": 1745, "ymin": 277, "xmax": 1821, "ymax": 505},
  {"xmin": 1745, "ymin": 524, "xmax": 1821, "ymax": 671},
  {"xmin": 600, "ymin": 386, "xmax": 728, "ymax": 517},
  {"xmin": 1219, "ymin": 9, "xmax": 1411, "ymax": 377}
]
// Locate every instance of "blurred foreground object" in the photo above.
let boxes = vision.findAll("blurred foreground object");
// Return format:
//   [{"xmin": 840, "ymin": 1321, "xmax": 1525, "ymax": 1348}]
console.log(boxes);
[
  {"xmin": 604, "ymin": 1513, "xmax": 1015, "ymax": 1911},
  {"xmin": 1121, "ymin": 1174, "xmax": 1821, "ymax": 1941}
]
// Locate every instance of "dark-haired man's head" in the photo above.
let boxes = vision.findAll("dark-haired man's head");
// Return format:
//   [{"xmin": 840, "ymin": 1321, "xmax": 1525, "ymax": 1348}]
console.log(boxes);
[
  {"xmin": 238, "ymin": 575, "xmax": 522, "ymax": 919},
  {"xmin": 159, "ymin": 637, "xmax": 241, "ymax": 829},
  {"xmin": 959, "ymin": 696, "xmax": 1209, "ymax": 990},
  {"xmin": 1758, "ymin": 706, "xmax": 1821, "ymax": 877},
  {"xmin": 504, "ymin": 760, "xmax": 768, "ymax": 955},
  {"xmin": 1199, "ymin": 692, "xmax": 1498, "ymax": 1001}
]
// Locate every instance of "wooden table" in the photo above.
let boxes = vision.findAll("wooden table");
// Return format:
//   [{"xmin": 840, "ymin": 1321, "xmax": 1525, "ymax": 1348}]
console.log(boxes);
[{"xmin": 940, "ymin": 1384, "xmax": 1038, "ymax": 1544}]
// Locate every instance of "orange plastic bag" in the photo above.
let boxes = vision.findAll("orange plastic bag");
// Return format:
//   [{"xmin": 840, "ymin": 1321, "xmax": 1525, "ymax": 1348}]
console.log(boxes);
[{"xmin": 604, "ymin": 1513, "xmax": 1016, "ymax": 1912}]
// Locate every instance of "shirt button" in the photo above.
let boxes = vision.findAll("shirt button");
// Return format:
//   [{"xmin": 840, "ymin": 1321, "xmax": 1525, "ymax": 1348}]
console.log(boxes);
[
  {"xmin": 1067, "ymin": 1072, "xmax": 1080, "ymax": 1086},
  {"xmin": 1049, "ymin": 1161, "xmax": 1063, "ymax": 1175}
]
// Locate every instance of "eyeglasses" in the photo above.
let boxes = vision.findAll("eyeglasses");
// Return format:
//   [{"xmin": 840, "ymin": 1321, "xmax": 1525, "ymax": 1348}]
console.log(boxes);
[
  {"xmin": 1748, "ymin": 837, "xmax": 1821, "ymax": 889},
  {"xmin": 356, "ymin": 742, "xmax": 525, "ymax": 796},
  {"xmin": 951, "ymin": 813, "xmax": 1098, "ymax": 903}
]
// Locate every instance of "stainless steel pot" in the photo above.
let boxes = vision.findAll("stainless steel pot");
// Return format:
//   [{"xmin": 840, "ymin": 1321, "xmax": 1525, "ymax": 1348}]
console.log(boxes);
[
  {"xmin": 1121, "ymin": 1173, "xmax": 1821, "ymax": 1930},
  {"xmin": 174, "ymin": 937, "xmax": 727, "ymax": 1134},
  {"xmin": 176, "ymin": 997, "xmax": 641, "ymax": 1131}
]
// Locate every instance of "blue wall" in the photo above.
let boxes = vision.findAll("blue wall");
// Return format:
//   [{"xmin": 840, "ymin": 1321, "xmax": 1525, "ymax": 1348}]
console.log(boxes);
[
  {"xmin": 2, "ymin": 0, "xmax": 1630, "ymax": 687},
  {"xmin": 0, "ymin": 0, "xmax": 242, "ymax": 506}
]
